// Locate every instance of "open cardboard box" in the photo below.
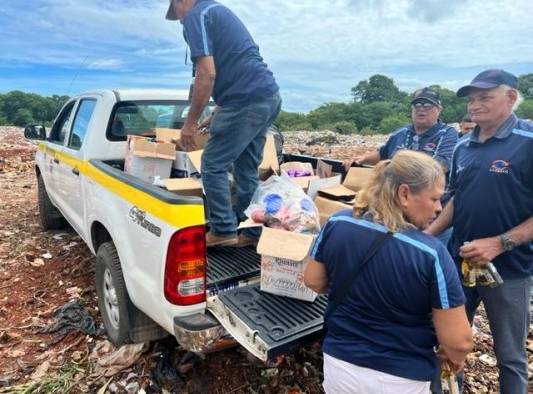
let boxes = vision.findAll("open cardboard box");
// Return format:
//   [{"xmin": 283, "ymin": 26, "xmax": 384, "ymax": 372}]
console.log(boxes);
[
  {"xmin": 164, "ymin": 177, "xmax": 204, "ymax": 198},
  {"xmin": 155, "ymin": 128, "xmax": 209, "ymax": 152},
  {"xmin": 280, "ymin": 161, "xmax": 318, "ymax": 192},
  {"xmin": 314, "ymin": 196, "xmax": 353, "ymax": 226},
  {"xmin": 174, "ymin": 149, "xmax": 203, "ymax": 176},
  {"xmin": 256, "ymin": 227, "xmax": 317, "ymax": 302},
  {"xmin": 318, "ymin": 167, "xmax": 372, "ymax": 201},
  {"xmin": 258, "ymin": 135, "xmax": 280, "ymax": 181},
  {"xmin": 124, "ymin": 135, "xmax": 175, "ymax": 183}
]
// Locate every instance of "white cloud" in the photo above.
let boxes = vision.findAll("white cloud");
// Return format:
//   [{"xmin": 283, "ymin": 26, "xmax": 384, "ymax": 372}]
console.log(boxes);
[
  {"xmin": 87, "ymin": 59, "xmax": 125, "ymax": 71},
  {"xmin": 0, "ymin": 0, "xmax": 532, "ymax": 111}
]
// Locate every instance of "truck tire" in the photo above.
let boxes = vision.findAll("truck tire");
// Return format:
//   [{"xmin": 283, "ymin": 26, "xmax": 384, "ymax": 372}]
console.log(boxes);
[
  {"xmin": 37, "ymin": 174, "xmax": 65, "ymax": 230},
  {"xmin": 96, "ymin": 242, "xmax": 168, "ymax": 346}
]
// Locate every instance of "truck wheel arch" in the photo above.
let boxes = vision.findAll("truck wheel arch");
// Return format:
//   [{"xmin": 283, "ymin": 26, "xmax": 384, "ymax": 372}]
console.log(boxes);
[
  {"xmin": 91, "ymin": 221, "xmax": 112, "ymax": 253},
  {"xmin": 91, "ymin": 222, "xmax": 168, "ymax": 344}
]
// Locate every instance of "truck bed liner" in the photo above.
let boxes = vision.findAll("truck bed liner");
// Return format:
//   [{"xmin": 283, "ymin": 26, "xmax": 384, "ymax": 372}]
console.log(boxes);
[
  {"xmin": 207, "ymin": 246, "xmax": 261, "ymax": 289},
  {"xmin": 217, "ymin": 284, "xmax": 327, "ymax": 359}
]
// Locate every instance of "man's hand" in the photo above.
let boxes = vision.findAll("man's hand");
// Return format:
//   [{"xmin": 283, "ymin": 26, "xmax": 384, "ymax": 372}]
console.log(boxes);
[
  {"xmin": 459, "ymin": 236, "xmax": 504, "ymax": 265},
  {"xmin": 180, "ymin": 123, "xmax": 199, "ymax": 151},
  {"xmin": 342, "ymin": 156, "xmax": 364, "ymax": 172}
]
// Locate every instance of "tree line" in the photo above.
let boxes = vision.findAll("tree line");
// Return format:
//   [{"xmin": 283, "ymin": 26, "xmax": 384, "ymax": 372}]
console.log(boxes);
[
  {"xmin": 0, "ymin": 91, "xmax": 69, "ymax": 127},
  {"xmin": 275, "ymin": 73, "xmax": 533, "ymax": 135},
  {"xmin": 1, "ymin": 73, "xmax": 532, "ymax": 133}
]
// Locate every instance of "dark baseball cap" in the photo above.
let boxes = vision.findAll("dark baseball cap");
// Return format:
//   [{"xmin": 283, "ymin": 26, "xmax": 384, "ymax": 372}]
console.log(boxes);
[
  {"xmin": 456, "ymin": 69, "xmax": 518, "ymax": 97},
  {"xmin": 411, "ymin": 87, "xmax": 441, "ymax": 106},
  {"xmin": 166, "ymin": 0, "xmax": 178, "ymax": 21}
]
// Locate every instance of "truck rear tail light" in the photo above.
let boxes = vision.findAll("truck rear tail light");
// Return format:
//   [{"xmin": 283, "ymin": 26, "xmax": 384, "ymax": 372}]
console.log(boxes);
[{"xmin": 164, "ymin": 225, "xmax": 207, "ymax": 305}]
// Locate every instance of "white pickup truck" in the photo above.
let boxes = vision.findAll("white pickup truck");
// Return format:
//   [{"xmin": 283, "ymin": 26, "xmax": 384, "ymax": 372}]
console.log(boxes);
[{"xmin": 24, "ymin": 89, "xmax": 338, "ymax": 361}]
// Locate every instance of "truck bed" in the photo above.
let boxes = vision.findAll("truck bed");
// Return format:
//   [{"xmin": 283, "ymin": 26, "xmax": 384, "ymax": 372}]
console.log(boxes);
[{"xmin": 206, "ymin": 246, "xmax": 261, "ymax": 293}]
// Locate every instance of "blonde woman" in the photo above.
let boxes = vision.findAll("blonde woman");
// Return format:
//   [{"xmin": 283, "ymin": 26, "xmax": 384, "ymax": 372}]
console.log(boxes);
[{"xmin": 304, "ymin": 151, "xmax": 472, "ymax": 394}]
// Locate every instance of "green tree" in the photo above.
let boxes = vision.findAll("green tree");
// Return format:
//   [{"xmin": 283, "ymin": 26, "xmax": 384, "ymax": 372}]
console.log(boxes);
[
  {"xmin": 379, "ymin": 114, "xmax": 411, "ymax": 134},
  {"xmin": 307, "ymin": 102, "xmax": 352, "ymax": 129},
  {"xmin": 516, "ymin": 98, "xmax": 533, "ymax": 120},
  {"xmin": 518, "ymin": 74, "xmax": 533, "ymax": 98},
  {"xmin": 275, "ymin": 110, "xmax": 310, "ymax": 131},
  {"xmin": 351, "ymin": 74, "xmax": 407, "ymax": 104},
  {"xmin": 13, "ymin": 108, "xmax": 34, "ymax": 126}
]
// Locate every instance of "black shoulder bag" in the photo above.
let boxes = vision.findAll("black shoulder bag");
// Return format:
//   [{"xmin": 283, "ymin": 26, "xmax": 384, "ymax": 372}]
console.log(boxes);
[{"xmin": 324, "ymin": 230, "xmax": 393, "ymax": 333}]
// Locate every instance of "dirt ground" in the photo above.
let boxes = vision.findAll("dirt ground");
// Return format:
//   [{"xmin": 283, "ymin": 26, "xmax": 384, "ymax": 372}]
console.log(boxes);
[{"xmin": 0, "ymin": 126, "xmax": 530, "ymax": 393}]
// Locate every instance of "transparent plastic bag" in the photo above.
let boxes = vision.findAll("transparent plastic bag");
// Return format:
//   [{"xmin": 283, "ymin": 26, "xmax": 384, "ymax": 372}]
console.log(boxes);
[{"xmin": 245, "ymin": 173, "xmax": 320, "ymax": 234}]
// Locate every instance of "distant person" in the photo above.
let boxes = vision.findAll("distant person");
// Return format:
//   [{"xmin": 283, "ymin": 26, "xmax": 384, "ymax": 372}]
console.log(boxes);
[
  {"xmin": 343, "ymin": 88, "xmax": 458, "ymax": 174},
  {"xmin": 458, "ymin": 114, "xmax": 476, "ymax": 137},
  {"xmin": 165, "ymin": 0, "xmax": 281, "ymax": 247},
  {"xmin": 305, "ymin": 150, "xmax": 472, "ymax": 394},
  {"xmin": 427, "ymin": 69, "xmax": 533, "ymax": 394}
]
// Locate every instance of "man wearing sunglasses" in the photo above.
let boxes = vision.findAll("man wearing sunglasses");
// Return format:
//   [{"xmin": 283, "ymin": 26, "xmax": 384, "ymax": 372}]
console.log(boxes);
[
  {"xmin": 344, "ymin": 87, "xmax": 458, "ymax": 173},
  {"xmin": 166, "ymin": 0, "xmax": 281, "ymax": 247}
]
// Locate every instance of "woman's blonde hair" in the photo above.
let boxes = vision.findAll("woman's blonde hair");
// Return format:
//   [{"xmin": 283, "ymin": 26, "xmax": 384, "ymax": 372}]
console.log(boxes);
[{"xmin": 354, "ymin": 150, "xmax": 445, "ymax": 232}]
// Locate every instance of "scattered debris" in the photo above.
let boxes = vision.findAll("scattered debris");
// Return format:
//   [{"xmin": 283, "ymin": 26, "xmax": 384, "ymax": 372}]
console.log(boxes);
[
  {"xmin": 89, "ymin": 340, "xmax": 146, "ymax": 377},
  {"xmin": 40, "ymin": 300, "xmax": 104, "ymax": 343}
]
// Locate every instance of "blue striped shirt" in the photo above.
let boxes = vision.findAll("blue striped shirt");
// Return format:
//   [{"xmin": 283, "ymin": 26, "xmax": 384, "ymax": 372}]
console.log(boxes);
[
  {"xmin": 182, "ymin": 0, "xmax": 278, "ymax": 106},
  {"xmin": 312, "ymin": 210, "xmax": 465, "ymax": 381}
]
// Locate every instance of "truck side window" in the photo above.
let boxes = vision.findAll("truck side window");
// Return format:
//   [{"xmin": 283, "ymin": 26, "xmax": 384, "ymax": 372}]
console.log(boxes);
[
  {"xmin": 68, "ymin": 99, "xmax": 97, "ymax": 150},
  {"xmin": 49, "ymin": 102, "xmax": 75, "ymax": 145}
]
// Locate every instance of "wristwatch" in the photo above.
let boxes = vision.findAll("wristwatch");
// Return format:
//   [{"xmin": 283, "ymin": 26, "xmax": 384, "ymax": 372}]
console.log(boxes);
[{"xmin": 499, "ymin": 233, "xmax": 516, "ymax": 252}]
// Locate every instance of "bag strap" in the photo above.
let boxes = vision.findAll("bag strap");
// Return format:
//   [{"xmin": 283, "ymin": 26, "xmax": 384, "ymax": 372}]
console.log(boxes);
[{"xmin": 325, "ymin": 230, "xmax": 393, "ymax": 322}]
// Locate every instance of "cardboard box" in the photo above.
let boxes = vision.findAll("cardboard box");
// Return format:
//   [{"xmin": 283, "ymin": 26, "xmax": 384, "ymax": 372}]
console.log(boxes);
[
  {"xmin": 173, "ymin": 149, "xmax": 203, "ymax": 176},
  {"xmin": 164, "ymin": 177, "xmax": 204, "ymax": 198},
  {"xmin": 317, "ymin": 167, "xmax": 373, "ymax": 201},
  {"xmin": 314, "ymin": 196, "xmax": 352, "ymax": 226},
  {"xmin": 257, "ymin": 227, "xmax": 317, "ymax": 302},
  {"xmin": 342, "ymin": 167, "xmax": 373, "ymax": 192},
  {"xmin": 290, "ymin": 175, "xmax": 320, "ymax": 192},
  {"xmin": 155, "ymin": 128, "xmax": 209, "ymax": 151},
  {"xmin": 280, "ymin": 161, "xmax": 314, "ymax": 175},
  {"xmin": 259, "ymin": 135, "xmax": 280, "ymax": 180},
  {"xmin": 124, "ymin": 135, "xmax": 174, "ymax": 183}
]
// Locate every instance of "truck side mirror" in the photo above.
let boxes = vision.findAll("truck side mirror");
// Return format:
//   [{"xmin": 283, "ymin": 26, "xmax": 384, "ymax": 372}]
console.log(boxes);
[{"xmin": 24, "ymin": 124, "xmax": 46, "ymax": 140}]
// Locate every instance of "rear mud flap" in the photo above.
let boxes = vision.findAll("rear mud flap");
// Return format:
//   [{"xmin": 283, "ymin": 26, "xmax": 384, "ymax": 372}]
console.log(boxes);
[{"xmin": 207, "ymin": 283, "xmax": 327, "ymax": 361}]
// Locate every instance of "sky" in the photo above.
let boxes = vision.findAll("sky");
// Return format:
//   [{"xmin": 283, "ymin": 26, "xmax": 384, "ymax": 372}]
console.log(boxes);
[{"xmin": 1, "ymin": 0, "xmax": 532, "ymax": 112}]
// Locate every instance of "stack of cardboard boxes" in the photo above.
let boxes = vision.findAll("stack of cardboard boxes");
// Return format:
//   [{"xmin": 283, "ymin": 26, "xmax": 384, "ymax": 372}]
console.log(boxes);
[{"xmin": 249, "ymin": 159, "xmax": 374, "ymax": 303}]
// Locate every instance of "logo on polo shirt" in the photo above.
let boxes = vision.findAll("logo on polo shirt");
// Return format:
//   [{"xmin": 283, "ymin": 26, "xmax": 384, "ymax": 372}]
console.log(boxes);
[
  {"xmin": 489, "ymin": 159, "xmax": 510, "ymax": 174},
  {"xmin": 423, "ymin": 142, "xmax": 436, "ymax": 152}
]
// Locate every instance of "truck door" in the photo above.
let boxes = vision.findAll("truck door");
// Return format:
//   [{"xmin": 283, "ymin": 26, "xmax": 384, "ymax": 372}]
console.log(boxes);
[
  {"xmin": 58, "ymin": 98, "xmax": 97, "ymax": 238},
  {"xmin": 43, "ymin": 101, "xmax": 77, "ymax": 209}
]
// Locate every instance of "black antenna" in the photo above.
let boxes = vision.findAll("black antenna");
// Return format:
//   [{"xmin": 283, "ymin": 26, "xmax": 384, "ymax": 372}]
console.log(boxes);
[{"xmin": 67, "ymin": 55, "xmax": 89, "ymax": 95}]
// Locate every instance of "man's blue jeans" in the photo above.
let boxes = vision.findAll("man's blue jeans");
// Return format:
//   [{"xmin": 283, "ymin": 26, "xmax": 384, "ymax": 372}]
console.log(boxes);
[
  {"xmin": 201, "ymin": 92, "xmax": 281, "ymax": 236},
  {"xmin": 431, "ymin": 276, "xmax": 532, "ymax": 394}
]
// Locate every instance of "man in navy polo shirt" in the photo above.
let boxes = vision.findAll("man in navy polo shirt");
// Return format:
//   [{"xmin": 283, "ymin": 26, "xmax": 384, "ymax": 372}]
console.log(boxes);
[
  {"xmin": 344, "ymin": 87, "xmax": 458, "ymax": 173},
  {"xmin": 166, "ymin": 0, "xmax": 281, "ymax": 247},
  {"xmin": 427, "ymin": 69, "xmax": 533, "ymax": 394}
]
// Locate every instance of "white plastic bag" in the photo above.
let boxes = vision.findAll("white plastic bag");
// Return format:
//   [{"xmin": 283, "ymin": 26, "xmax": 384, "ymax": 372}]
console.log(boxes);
[{"xmin": 245, "ymin": 173, "xmax": 320, "ymax": 234}]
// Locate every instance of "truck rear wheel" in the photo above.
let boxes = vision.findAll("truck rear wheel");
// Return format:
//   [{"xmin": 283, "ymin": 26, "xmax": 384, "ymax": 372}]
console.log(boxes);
[
  {"xmin": 96, "ymin": 242, "xmax": 168, "ymax": 346},
  {"xmin": 37, "ymin": 174, "xmax": 65, "ymax": 230}
]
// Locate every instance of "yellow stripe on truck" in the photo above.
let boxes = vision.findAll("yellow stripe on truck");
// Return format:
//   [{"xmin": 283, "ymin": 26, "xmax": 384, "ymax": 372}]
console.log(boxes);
[{"xmin": 38, "ymin": 144, "xmax": 205, "ymax": 229}]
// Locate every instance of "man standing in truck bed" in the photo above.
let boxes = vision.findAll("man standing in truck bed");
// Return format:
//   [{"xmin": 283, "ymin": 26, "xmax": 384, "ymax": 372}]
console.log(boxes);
[{"xmin": 166, "ymin": 0, "xmax": 281, "ymax": 247}]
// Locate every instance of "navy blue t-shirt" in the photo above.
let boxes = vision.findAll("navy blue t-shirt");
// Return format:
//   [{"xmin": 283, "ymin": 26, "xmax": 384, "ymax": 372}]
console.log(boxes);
[
  {"xmin": 183, "ymin": 0, "xmax": 278, "ymax": 106},
  {"xmin": 448, "ymin": 114, "xmax": 533, "ymax": 279},
  {"xmin": 379, "ymin": 120, "xmax": 458, "ymax": 171},
  {"xmin": 311, "ymin": 210, "xmax": 465, "ymax": 382}
]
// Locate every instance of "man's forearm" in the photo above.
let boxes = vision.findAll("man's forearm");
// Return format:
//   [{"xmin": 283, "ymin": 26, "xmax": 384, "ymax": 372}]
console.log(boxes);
[
  {"xmin": 184, "ymin": 73, "xmax": 215, "ymax": 128},
  {"xmin": 506, "ymin": 217, "xmax": 533, "ymax": 245},
  {"xmin": 426, "ymin": 197, "xmax": 454, "ymax": 236}
]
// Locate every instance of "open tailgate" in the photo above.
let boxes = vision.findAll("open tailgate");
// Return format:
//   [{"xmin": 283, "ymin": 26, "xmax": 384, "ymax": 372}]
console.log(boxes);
[{"xmin": 207, "ymin": 283, "xmax": 327, "ymax": 361}]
